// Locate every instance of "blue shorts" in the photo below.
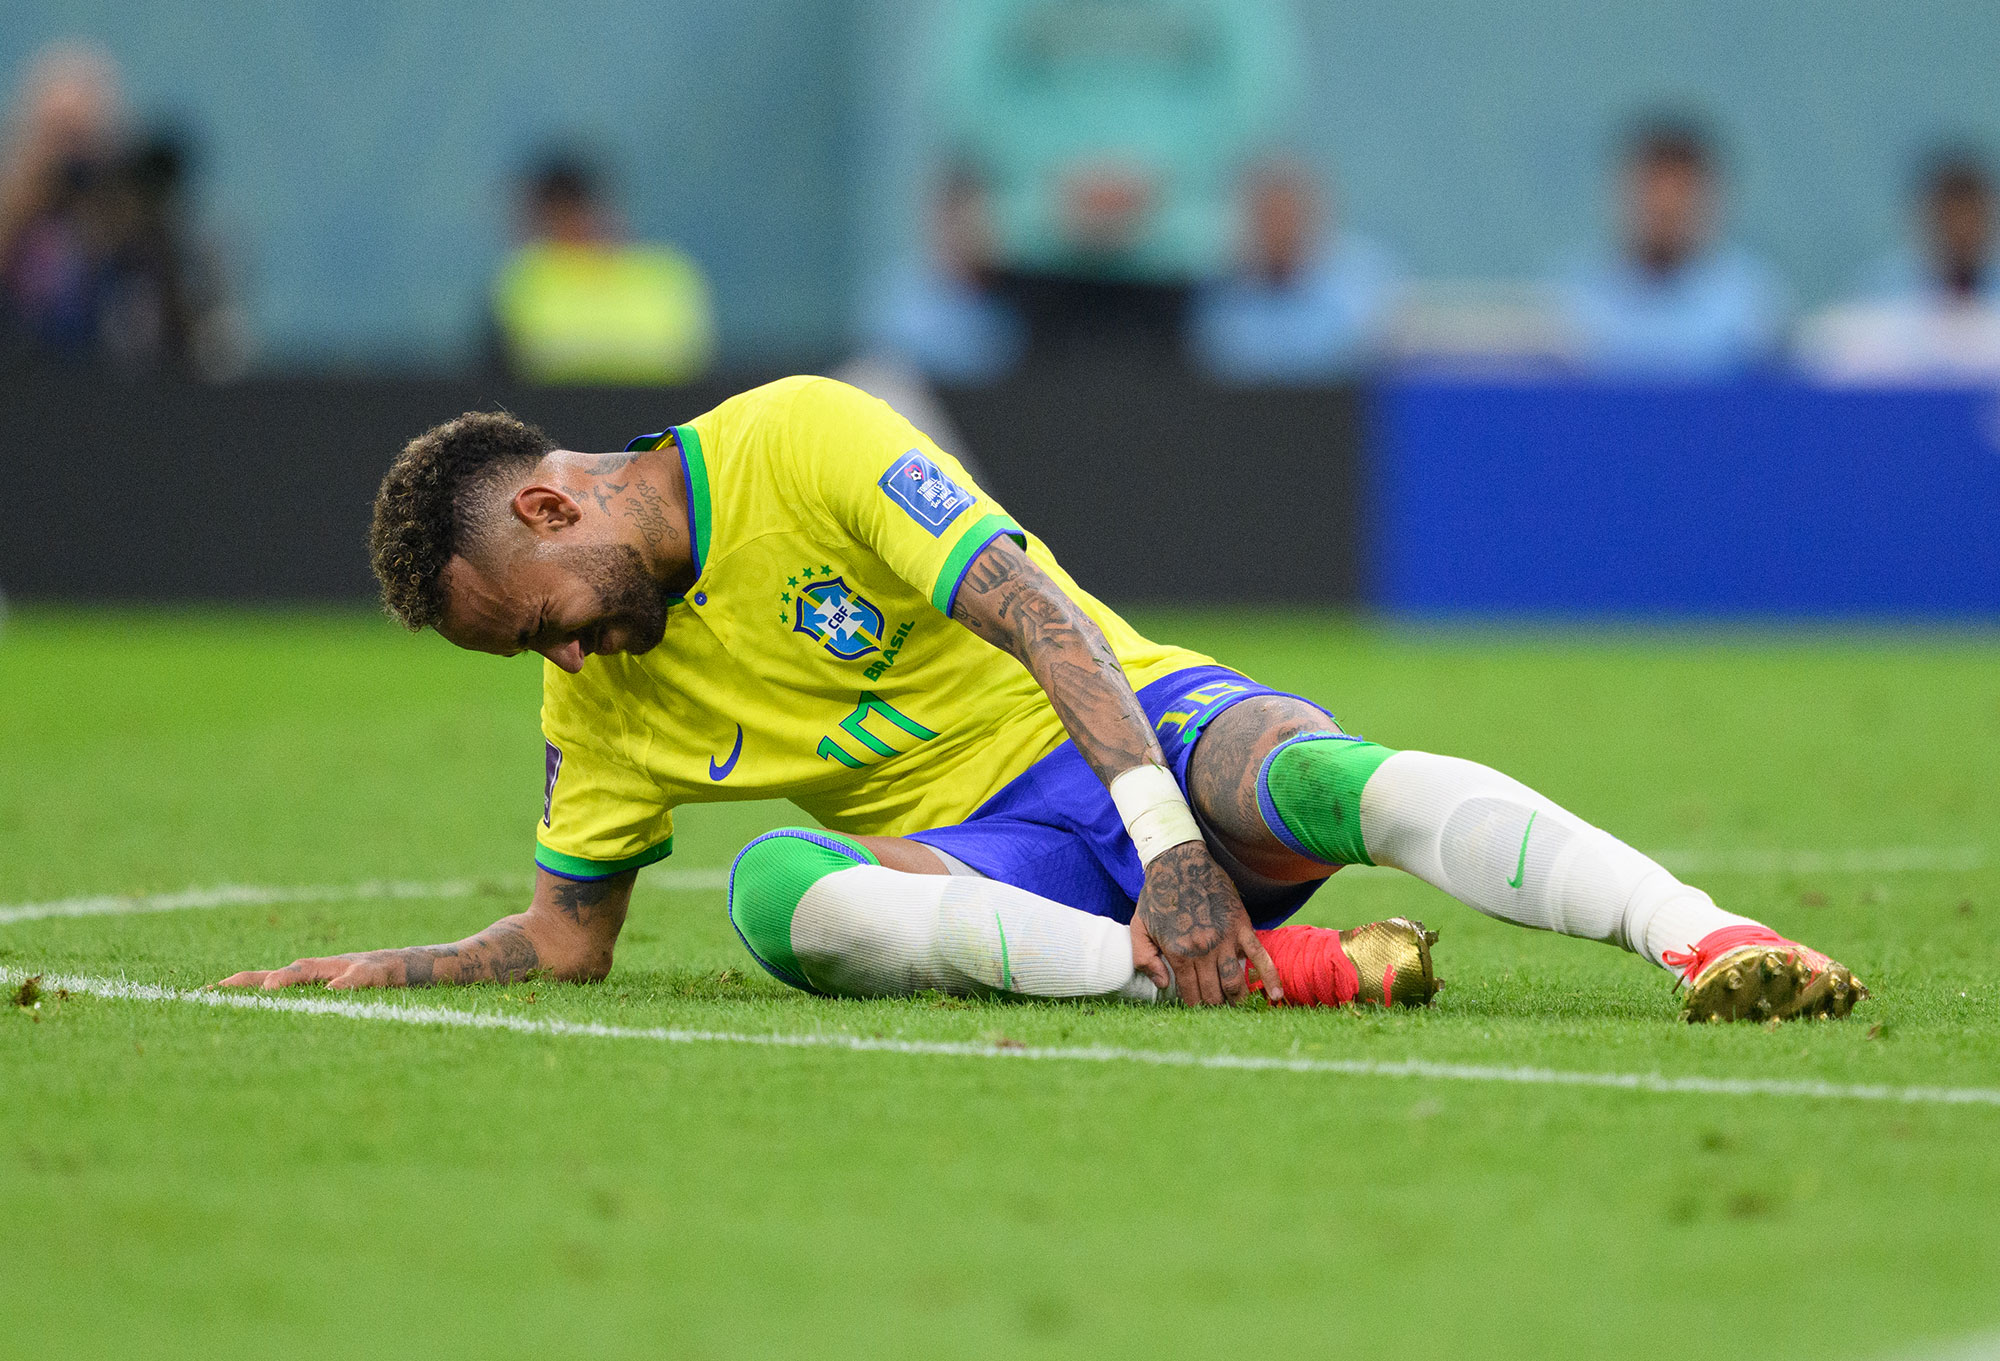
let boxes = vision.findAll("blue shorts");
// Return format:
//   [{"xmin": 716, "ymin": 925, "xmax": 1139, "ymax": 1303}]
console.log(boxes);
[{"xmin": 907, "ymin": 665, "xmax": 1337, "ymax": 930}]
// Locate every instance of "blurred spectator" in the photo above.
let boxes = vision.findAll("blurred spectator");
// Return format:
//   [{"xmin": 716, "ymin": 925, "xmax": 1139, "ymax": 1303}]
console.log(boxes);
[
  {"xmin": 1556, "ymin": 119, "xmax": 1787, "ymax": 376},
  {"xmin": 1796, "ymin": 151, "xmax": 2000, "ymax": 384},
  {"xmin": 858, "ymin": 164, "xmax": 1024, "ymax": 383},
  {"xmin": 937, "ymin": 0, "xmax": 1301, "ymax": 356},
  {"xmin": 1887, "ymin": 153, "xmax": 2000, "ymax": 304},
  {"xmin": 489, "ymin": 153, "xmax": 714, "ymax": 385},
  {"xmin": 1188, "ymin": 160, "xmax": 1401, "ymax": 382},
  {"xmin": 0, "ymin": 44, "xmax": 239, "ymax": 375}
]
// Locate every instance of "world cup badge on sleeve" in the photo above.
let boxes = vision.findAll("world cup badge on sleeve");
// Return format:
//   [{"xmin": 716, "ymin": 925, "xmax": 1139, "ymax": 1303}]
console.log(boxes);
[{"xmin": 877, "ymin": 450, "xmax": 975, "ymax": 536}]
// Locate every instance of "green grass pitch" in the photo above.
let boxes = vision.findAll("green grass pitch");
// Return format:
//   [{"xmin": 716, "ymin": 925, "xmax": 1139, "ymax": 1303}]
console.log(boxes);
[{"xmin": 3, "ymin": 607, "xmax": 1998, "ymax": 1360}]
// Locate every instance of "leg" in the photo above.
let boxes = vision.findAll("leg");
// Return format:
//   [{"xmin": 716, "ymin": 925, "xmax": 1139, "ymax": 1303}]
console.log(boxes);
[
  {"xmin": 727, "ymin": 828, "xmax": 1159, "ymax": 1001},
  {"xmin": 1187, "ymin": 697, "xmax": 1756, "ymax": 969}
]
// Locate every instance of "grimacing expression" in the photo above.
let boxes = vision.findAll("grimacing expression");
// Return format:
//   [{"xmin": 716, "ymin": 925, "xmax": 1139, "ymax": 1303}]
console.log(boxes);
[{"xmin": 439, "ymin": 541, "xmax": 673, "ymax": 672}]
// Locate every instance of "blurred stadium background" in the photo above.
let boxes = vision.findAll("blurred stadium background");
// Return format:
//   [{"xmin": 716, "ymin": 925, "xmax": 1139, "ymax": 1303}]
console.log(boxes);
[{"xmin": 4, "ymin": 0, "xmax": 1999, "ymax": 616}]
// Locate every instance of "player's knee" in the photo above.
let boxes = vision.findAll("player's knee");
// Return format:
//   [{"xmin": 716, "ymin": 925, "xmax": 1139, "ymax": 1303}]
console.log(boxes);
[
  {"xmin": 727, "ymin": 828, "xmax": 874, "ymax": 993},
  {"xmin": 1257, "ymin": 734, "xmax": 1400, "ymax": 867}
]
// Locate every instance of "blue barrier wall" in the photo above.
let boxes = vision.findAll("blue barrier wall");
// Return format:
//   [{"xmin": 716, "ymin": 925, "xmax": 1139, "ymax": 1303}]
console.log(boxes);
[{"xmin": 1374, "ymin": 379, "xmax": 2000, "ymax": 616}]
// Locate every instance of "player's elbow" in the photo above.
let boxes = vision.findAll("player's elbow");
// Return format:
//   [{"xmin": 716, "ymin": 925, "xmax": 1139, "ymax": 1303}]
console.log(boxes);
[
  {"xmin": 522, "ymin": 919, "xmax": 618, "ymax": 983},
  {"xmin": 546, "ymin": 943, "xmax": 616, "ymax": 983}
]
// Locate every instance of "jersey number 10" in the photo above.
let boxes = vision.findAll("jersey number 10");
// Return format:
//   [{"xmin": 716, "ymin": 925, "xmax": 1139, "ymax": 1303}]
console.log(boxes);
[{"xmin": 816, "ymin": 692, "xmax": 940, "ymax": 769}]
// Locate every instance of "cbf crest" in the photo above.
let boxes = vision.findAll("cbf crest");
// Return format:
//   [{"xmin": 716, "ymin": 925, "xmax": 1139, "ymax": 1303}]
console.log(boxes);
[{"xmin": 781, "ymin": 566, "xmax": 884, "ymax": 660}]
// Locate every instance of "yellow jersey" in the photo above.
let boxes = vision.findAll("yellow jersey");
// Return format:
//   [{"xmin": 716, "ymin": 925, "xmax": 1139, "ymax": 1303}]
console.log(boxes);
[{"xmin": 534, "ymin": 376, "xmax": 1211, "ymax": 879}]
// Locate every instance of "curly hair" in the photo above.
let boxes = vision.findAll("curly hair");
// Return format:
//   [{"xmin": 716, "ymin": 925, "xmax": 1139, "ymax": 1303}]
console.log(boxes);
[{"xmin": 369, "ymin": 411, "xmax": 556, "ymax": 630}]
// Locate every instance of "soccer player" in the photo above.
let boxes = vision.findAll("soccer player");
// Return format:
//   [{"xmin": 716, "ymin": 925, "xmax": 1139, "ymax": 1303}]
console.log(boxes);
[{"xmin": 218, "ymin": 378, "xmax": 1866, "ymax": 1022}]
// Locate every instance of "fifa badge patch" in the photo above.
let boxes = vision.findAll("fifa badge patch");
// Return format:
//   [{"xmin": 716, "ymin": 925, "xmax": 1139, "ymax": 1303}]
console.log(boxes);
[
  {"xmin": 878, "ymin": 450, "xmax": 975, "ymax": 536},
  {"xmin": 543, "ymin": 741, "xmax": 563, "ymax": 827}
]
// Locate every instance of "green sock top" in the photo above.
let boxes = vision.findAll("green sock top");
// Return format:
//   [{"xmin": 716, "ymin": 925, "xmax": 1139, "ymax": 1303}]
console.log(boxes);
[
  {"xmin": 1258, "ymin": 735, "xmax": 1396, "ymax": 867},
  {"xmin": 728, "ymin": 829, "xmax": 877, "ymax": 991}
]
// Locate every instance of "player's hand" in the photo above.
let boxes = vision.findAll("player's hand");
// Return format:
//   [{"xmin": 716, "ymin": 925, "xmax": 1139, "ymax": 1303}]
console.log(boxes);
[
  {"xmin": 213, "ymin": 952, "xmax": 405, "ymax": 990},
  {"xmin": 1131, "ymin": 841, "xmax": 1281, "ymax": 1006}
]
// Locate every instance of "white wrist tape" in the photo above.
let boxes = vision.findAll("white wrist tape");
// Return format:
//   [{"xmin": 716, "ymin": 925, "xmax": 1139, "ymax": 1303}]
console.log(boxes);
[{"xmin": 1108, "ymin": 764, "xmax": 1203, "ymax": 867}]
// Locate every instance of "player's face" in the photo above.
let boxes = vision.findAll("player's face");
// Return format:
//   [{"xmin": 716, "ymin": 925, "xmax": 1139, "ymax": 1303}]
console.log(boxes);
[{"xmin": 437, "ymin": 544, "xmax": 672, "ymax": 672}]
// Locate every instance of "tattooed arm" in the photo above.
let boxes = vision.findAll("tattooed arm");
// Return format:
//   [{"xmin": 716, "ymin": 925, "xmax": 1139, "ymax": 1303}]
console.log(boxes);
[
  {"xmin": 950, "ymin": 536, "xmax": 1280, "ymax": 1005},
  {"xmin": 213, "ymin": 868, "xmax": 634, "ymax": 990}
]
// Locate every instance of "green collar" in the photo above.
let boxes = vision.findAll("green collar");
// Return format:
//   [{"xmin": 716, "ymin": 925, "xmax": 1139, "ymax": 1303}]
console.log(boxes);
[
  {"xmin": 624, "ymin": 424, "xmax": 710, "ymax": 601},
  {"xmin": 671, "ymin": 424, "xmax": 711, "ymax": 579}
]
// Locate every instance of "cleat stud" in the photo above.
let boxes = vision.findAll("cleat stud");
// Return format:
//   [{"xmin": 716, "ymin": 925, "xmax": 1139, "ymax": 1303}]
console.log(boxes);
[
  {"xmin": 1760, "ymin": 954, "xmax": 1784, "ymax": 979},
  {"xmin": 1753, "ymin": 998, "xmax": 1773, "ymax": 1017},
  {"xmin": 1724, "ymin": 967, "xmax": 1744, "ymax": 991}
]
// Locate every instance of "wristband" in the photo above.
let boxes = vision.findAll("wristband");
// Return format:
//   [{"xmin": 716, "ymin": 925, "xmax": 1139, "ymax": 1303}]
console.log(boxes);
[{"xmin": 1108, "ymin": 764, "xmax": 1203, "ymax": 867}]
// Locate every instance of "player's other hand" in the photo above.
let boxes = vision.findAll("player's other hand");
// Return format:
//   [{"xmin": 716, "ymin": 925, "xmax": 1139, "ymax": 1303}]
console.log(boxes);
[
  {"xmin": 1131, "ymin": 841, "xmax": 1281, "ymax": 1006},
  {"xmin": 213, "ymin": 953, "xmax": 402, "ymax": 990}
]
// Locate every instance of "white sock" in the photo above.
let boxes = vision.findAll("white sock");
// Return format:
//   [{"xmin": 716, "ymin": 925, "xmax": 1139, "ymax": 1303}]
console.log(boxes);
[
  {"xmin": 1359, "ymin": 751, "xmax": 1759, "ymax": 970},
  {"xmin": 789, "ymin": 865, "xmax": 1162, "ymax": 1002}
]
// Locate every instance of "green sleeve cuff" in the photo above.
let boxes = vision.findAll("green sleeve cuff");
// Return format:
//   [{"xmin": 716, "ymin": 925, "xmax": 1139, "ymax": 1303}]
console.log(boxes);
[
  {"xmin": 930, "ymin": 513, "xmax": 1026, "ymax": 615},
  {"xmin": 535, "ymin": 838, "xmax": 674, "ymax": 881}
]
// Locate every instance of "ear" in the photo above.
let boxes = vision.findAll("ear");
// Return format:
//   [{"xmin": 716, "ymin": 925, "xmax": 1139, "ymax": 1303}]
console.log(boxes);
[{"xmin": 511, "ymin": 484, "xmax": 583, "ymax": 536}]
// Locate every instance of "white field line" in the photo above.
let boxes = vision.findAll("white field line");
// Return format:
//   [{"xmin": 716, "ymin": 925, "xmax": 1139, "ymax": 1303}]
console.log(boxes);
[
  {"xmin": 6, "ymin": 966, "xmax": 1998, "ymax": 1110},
  {"xmin": 0, "ymin": 870, "xmax": 730, "ymax": 927},
  {"xmin": 1906, "ymin": 1331, "xmax": 2000, "ymax": 1361}
]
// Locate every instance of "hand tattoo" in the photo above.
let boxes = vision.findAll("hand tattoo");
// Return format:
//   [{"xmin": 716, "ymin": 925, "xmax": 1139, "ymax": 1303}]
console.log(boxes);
[{"xmin": 1135, "ymin": 841, "xmax": 1236, "ymax": 961}]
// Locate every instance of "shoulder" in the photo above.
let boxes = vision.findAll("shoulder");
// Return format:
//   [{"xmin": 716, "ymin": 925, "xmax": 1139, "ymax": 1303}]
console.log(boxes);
[
  {"xmin": 1326, "ymin": 233, "xmax": 1398, "ymax": 278},
  {"xmin": 1859, "ymin": 247, "xmax": 1927, "ymax": 301},
  {"xmin": 685, "ymin": 376, "xmax": 837, "ymax": 456},
  {"xmin": 491, "ymin": 243, "xmax": 555, "ymax": 299},
  {"xmin": 1703, "ymin": 243, "xmax": 1781, "ymax": 290},
  {"xmin": 1554, "ymin": 248, "xmax": 1621, "ymax": 297},
  {"xmin": 627, "ymin": 242, "xmax": 709, "ymax": 282},
  {"xmin": 754, "ymin": 377, "xmax": 915, "ymax": 455},
  {"xmin": 711, "ymin": 374, "xmax": 868, "ymax": 426},
  {"xmin": 701, "ymin": 378, "xmax": 909, "ymax": 494}
]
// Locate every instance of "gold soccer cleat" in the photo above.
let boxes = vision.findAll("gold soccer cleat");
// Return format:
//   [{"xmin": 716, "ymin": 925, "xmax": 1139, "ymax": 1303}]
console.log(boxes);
[
  {"xmin": 1341, "ymin": 917, "xmax": 1444, "ymax": 1008},
  {"xmin": 1253, "ymin": 917, "xmax": 1442, "ymax": 1008},
  {"xmin": 1666, "ymin": 925, "xmax": 1869, "ymax": 1024}
]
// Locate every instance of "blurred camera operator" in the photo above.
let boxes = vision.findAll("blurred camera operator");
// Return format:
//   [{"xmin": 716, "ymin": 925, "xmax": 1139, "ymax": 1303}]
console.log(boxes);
[{"xmin": 0, "ymin": 44, "xmax": 238, "ymax": 376}]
